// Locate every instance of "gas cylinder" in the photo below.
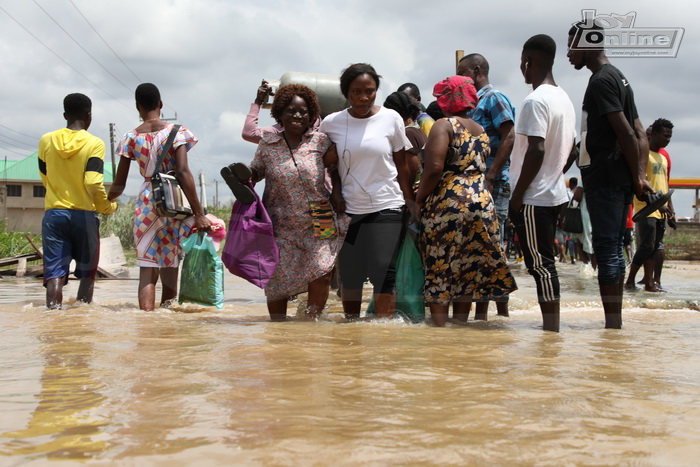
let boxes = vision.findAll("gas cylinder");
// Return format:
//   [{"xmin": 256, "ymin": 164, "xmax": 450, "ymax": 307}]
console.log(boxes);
[{"xmin": 264, "ymin": 72, "xmax": 348, "ymax": 117}]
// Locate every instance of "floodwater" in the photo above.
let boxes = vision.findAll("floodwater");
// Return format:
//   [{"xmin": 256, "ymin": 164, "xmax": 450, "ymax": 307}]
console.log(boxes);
[{"xmin": 1, "ymin": 261, "xmax": 699, "ymax": 466}]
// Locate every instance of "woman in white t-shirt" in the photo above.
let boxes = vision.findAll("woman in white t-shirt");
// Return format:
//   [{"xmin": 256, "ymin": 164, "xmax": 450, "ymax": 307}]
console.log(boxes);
[{"xmin": 320, "ymin": 63, "xmax": 414, "ymax": 320}]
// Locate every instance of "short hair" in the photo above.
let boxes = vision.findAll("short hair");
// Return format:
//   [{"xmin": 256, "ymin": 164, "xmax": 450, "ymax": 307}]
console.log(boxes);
[
  {"xmin": 523, "ymin": 34, "xmax": 557, "ymax": 64},
  {"xmin": 63, "ymin": 93, "xmax": 91, "ymax": 118},
  {"xmin": 568, "ymin": 177, "xmax": 578, "ymax": 189},
  {"xmin": 651, "ymin": 118, "xmax": 674, "ymax": 134},
  {"xmin": 270, "ymin": 83, "xmax": 321, "ymax": 126},
  {"xmin": 135, "ymin": 83, "xmax": 161, "ymax": 111},
  {"xmin": 398, "ymin": 82, "xmax": 420, "ymax": 101},
  {"xmin": 460, "ymin": 53, "xmax": 490, "ymax": 76},
  {"xmin": 339, "ymin": 63, "xmax": 381, "ymax": 98},
  {"xmin": 383, "ymin": 91, "xmax": 421, "ymax": 121},
  {"xmin": 425, "ymin": 100, "xmax": 444, "ymax": 121}
]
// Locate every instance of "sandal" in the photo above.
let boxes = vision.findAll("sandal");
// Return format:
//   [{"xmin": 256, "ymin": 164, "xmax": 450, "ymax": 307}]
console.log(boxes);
[{"xmin": 220, "ymin": 163, "xmax": 255, "ymax": 204}]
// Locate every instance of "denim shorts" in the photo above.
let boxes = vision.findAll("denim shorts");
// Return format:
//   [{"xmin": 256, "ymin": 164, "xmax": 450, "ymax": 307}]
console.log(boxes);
[{"xmin": 42, "ymin": 209, "xmax": 100, "ymax": 282}]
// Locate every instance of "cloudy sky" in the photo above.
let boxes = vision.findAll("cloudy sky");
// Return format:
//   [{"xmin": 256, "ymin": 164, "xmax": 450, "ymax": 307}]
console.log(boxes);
[{"xmin": 1, "ymin": 0, "xmax": 698, "ymax": 216}]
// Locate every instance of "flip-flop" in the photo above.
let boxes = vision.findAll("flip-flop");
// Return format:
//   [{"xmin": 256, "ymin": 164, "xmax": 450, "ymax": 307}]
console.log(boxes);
[
  {"xmin": 632, "ymin": 189, "xmax": 674, "ymax": 222},
  {"xmin": 220, "ymin": 163, "xmax": 255, "ymax": 204}
]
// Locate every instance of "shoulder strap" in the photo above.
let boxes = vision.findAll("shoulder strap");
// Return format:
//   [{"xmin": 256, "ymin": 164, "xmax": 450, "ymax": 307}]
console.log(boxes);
[{"xmin": 153, "ymin": 124, "xmax": 182, "ymax": 174}]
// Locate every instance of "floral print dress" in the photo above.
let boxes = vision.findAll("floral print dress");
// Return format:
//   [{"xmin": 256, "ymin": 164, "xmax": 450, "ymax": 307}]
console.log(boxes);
[
  {"xmin": 419, "ymin": 118, "xmax": 516, "ymax": 305},
  {"xmin": 251, "ymin": 130, "xmax": 349, "ymax": 301}
]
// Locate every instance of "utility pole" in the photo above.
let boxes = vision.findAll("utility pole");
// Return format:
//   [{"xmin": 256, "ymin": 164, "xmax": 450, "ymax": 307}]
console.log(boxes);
[
  {"xmin": 109, "ymin": 123, "xmax": 116, "ymax": 181},
  {"xmin": 215, "ymin": 180, "xmax": 219, "ymax": 208},
  {"xmin": 199, "ymin": 172, "xmax": 208, "ymax": 214}
]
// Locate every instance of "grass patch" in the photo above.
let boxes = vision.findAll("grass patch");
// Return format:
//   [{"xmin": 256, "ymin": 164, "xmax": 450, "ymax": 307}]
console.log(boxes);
[{"xmin": 0, "ymin": 219, "xmax": 41, "ymax": 258}]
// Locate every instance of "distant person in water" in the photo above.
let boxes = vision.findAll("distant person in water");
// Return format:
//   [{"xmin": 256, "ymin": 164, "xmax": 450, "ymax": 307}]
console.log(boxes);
[
  {"xmin": 398, "ymin": 82, "xmax": 435, "ymax": 136},
  {"xmin": 625, "ymin": 118, "xmax": 675, "ymax": 292}
]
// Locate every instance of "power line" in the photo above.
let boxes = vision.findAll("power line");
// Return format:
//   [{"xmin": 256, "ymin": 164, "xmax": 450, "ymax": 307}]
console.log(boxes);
[
  {"xmin": 0, "ymin": 4, "xmax": 131, "ymax": 110},
  {"xmin": 0, "ymin": 123, "xmax": 41, "ymax": 141},
  {"xmin": 32, "ymin": 0, "xmax": 134, "ymax": 93},
  {"xmin": 67, "ymin": 0, "xmax": 143, "ymax": 84},
  {"xmin": 65, "ymin": 0, "xmax": 179, "ymax": 116},
  {"xmin": 0, "ymin": 146, "xmax": 33, "ymax": 157},
  {"xmin": 0, "ymin": 133, "xmax": 38, "ymax": 151}
]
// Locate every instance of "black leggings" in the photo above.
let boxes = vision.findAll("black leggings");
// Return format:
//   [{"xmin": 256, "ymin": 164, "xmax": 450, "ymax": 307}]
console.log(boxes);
[{"xmin": 339, "ymin": 208, "xmax": 405, "ymax": 294}]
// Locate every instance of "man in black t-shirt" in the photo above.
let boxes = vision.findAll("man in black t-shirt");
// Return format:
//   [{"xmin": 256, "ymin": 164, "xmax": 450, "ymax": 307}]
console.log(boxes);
[{"xmin": 567, "ymin": 22, "xmax": 653, "ymax": 329}]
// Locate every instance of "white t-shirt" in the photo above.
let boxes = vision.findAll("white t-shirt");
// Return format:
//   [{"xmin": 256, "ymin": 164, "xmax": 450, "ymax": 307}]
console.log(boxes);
[
  {"xmin": 510, "ymin": 84, "xmax": 576, "ymax": 207},
  {"xmin": 320, "ymin": 106, "xmax": 411, "ymax": 214}
]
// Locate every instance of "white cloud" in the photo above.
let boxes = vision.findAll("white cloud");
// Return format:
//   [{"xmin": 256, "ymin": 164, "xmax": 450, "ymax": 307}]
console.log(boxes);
[{"xmin": 1, "ymin": 0, "xmax": 699, "ymax": 215}]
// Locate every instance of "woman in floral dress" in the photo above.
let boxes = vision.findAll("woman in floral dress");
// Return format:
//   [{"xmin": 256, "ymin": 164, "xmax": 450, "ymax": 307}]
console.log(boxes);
[
  {"xmin": 248, "ymin": 84, "xmax": 348, "ymax": 321},
  {"xmin": 415, "ymin": 76, "xmax": 516, "ymax": 326},
  {"xmin": 109, "ymin": 83, "xmax": 211, "ymax": 311}
]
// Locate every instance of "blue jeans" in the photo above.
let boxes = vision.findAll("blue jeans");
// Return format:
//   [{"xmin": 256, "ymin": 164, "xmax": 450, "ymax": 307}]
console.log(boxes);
[
  {"xmin": 585, "ymin": 186, "xmax": 633, "ymax": 285},
  {"xmin": 491, "ymin": 180, "xmax": 510, "ymax": 246}
]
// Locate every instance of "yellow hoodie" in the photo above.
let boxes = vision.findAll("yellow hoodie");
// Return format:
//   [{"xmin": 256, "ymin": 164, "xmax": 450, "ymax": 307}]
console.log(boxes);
[{"xmin": 38, "ymin": 128, "xmax": 116, "ymax": 214}]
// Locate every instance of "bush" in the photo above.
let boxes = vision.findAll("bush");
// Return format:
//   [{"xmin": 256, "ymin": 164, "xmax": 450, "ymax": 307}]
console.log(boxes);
[
  {"xmin": 0, "ymin": 219, "xmax": 42, "ymax": 258},
  {"xmin": 99, "ymin": 201, "xmax": 135, "ymax": 251}
]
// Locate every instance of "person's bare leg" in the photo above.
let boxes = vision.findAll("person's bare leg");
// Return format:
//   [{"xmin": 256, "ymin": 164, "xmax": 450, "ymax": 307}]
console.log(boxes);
[
  {"xmin": 600, "ymin": 283, "xmax": 622, "ymax": 329},
  {"xmin": 474, "ymin": 301, "xmax": 489, "ymax": 321},
  {"xmin": 374, "ymin": 292, "xmax": 396, "ymax": 318},
  {"xmin": 341, "ymin": 287, "xmax": 362, "ymax": 320},
  {"xmin": 46, "ymin": 277, "xmax": 64, "ymax": 310},
  {"xmin": 76, "ymin": 277, "xmax": 95, "ymax": 304},
  {"xmin": 642, "ymin": 259, "xmax": 661, "ymax": 292},
  {"xmin": 138, "ymin": 267, "xmax": 159, "ymax": 311},
  {"xmin": 496, "ymin": 300, "xmax": 509, "ymax": 317},
  {"xmin": 540, "ymin": 300, "xmax": 560, "ymax": 332},
  {"xmin": 267, "ymin": 298, "xmax": 289, "ymax": 321},
  {"xmin": 653, "ymin": 248, "xmax": 665, "ymax": 289},
  {"xmin": 159, "ymin": 267, "xmax": 179, "ymax": 307},
  {"xmin": 625, "ymin": 263, "xmax": 642, "ymax": 290},
  {"xmin": 429, "ymin": 303, "xmax": 449, "ymax": 326},
  {"xmin": 306, "ymin": 273, "xmax": 332, "ymax": 318},
  {"xmin": 452, "ymin": 300, "xmax": 471, "ymax": 322}
]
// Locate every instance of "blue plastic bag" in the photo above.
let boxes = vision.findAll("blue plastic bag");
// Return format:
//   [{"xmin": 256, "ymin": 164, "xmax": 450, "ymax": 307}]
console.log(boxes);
[{"xmin": 179, "ymin": 234, "xmax": 224, "ymax": 309}]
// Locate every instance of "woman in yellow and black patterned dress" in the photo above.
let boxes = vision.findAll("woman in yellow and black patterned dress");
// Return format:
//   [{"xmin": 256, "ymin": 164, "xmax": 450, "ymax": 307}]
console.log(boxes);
[{"xmin": 415, "ymin": 76, "xmax": 516, "ymax": 326}]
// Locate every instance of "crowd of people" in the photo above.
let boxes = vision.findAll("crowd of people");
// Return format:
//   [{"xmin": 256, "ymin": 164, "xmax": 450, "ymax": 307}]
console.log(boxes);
[{"xmin": 38, "ymin": 23, "xmax": 676, "ymax": 332}]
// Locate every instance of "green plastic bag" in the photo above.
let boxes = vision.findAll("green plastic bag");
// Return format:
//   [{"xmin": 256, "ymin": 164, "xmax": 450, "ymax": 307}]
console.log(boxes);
[
  {"xmin": 366, "ymin": 234, "xmax": 425, "ymax": 323},
  {"xmin": 179, "ymin": 234, "xmax": 224, "ymax": 309}
]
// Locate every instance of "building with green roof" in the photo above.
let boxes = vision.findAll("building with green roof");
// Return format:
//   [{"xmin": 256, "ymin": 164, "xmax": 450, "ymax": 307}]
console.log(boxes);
[{"xmin": 0, "ymin": 152, "xmax": 113, "ymax": 234}]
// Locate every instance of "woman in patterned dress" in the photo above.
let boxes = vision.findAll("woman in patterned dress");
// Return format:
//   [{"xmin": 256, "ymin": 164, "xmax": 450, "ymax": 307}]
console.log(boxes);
[
  {"xmin": 246, "ymin": 84, "xmax": 348, "ymax": 321},
  {"xmin": 415, "ymin": 76, "xmax": 516, "ymax": 326},
  {"xmin": 109, "ymin": 83, "xmax": 211, "ymax": 311}
]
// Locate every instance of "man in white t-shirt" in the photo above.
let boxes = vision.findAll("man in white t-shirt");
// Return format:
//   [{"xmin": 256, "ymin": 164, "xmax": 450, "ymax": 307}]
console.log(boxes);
[{"xmin": 509, "ymin": 34, "xmax": 577, "ymax": 332}]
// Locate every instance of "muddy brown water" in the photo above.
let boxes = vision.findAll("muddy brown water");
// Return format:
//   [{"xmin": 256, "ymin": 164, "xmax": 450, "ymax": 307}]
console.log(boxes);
[{"xmin": 1, "ymin": 261, "xmax": 699, "ymax": 465}]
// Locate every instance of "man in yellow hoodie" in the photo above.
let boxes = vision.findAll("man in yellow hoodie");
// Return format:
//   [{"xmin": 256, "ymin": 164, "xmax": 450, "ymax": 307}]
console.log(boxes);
[{"xmin": 38, "ymin": 93, "xmax": 117, "ymax": 309}]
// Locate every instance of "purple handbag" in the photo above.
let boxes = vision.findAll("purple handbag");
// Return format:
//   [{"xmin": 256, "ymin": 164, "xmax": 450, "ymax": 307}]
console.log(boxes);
[{"xmin": 221, "ymin": 181, "xmax": 279, "ymax": 288}]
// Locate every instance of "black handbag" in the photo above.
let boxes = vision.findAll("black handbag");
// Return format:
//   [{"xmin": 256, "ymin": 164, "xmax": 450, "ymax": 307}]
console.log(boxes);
[
  {"xmin": 150, "ymin": 125, "xmax": 193, "ymax": 220},
  {"xmin": 563, "ymin": 198, "xmax": 583, "ymax": 233}
]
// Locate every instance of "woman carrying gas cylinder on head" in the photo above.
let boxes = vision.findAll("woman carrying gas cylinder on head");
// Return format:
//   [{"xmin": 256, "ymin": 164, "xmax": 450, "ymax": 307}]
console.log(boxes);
[
  {"xmin": 232, "ymin": 83, "xmax": 348, "ymax": 321},
  {"xmin": 320, "ymin": 63, "xmax": 416, "ymax": 320},
  {"xmin": 415, "ymin": 76, "xmax": 516, "ymax": 326}
]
